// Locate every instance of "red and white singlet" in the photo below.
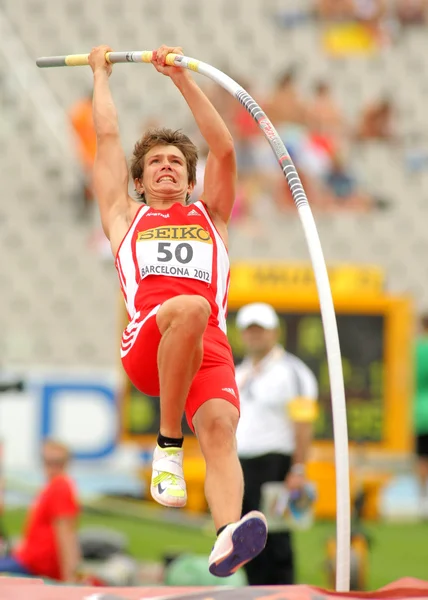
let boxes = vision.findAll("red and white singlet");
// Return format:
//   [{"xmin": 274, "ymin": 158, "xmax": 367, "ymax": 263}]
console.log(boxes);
[
  {"xmin": 115, "ymin": 200, "xmax": 230, "ymax": 334},
  {"xmin": 114, "ymin": 200, "xmax": 239, "ymax": 427}
]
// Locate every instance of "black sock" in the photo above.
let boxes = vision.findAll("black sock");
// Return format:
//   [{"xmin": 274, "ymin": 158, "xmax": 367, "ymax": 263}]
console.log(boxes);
[
  {"xmin": 157, "ymin": 432, "xmax": 184, "ymax": 449},
  {"xmin": 216, "ymin": 523, "xmax": 231, "ymax": 537}
]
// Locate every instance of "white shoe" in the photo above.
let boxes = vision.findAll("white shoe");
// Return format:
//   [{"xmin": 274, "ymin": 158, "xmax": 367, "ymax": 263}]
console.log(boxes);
[
  {"xmin": 150, "ymin": 445, "xmax": 187, "ymax": 508},
  {"xmin": 208, "ymin": 511, "xmax": 268, "ymax": 577}
]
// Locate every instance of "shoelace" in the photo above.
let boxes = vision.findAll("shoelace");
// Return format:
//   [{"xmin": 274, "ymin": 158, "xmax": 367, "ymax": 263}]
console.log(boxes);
[{"xmin": 166, "ymin": 473, "xmax": 181, "ymax": 487}]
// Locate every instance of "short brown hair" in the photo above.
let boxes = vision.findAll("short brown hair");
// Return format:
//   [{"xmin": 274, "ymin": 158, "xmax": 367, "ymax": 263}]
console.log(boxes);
[
  {"xmin": 130, "ymin": 128, "xmax": 198, "ymax": 201},
  {"xmin": 43, "ymin": 439, "xmax": 70, "ymax": 464}
]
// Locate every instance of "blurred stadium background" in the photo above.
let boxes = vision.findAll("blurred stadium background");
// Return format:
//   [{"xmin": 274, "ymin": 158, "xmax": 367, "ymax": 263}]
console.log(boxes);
[{"xmin": 1, "ymin": 0, "xmax": 428, "ymax": 591}]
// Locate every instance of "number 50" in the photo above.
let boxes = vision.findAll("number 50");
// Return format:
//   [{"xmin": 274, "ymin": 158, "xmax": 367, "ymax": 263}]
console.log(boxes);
[{"xmin": 157, "ymin": 242, "xmax": 194, "ymax": 264}]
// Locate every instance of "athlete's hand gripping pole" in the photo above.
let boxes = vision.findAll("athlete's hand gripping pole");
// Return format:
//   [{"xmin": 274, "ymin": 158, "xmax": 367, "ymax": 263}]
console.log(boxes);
[
  {"xmin": 37, "ymin": 51, "xmax": 181, "ymax": 68},
  {"xmin": 36, "ymin": 48, "xmax": 351, "ymax": 592}
]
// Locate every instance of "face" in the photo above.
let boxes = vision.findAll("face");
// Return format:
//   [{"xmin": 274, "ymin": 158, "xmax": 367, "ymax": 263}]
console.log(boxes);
[
  {"xmin": 136, "ymin": 145, "xmax": 194, "ymax": 203},
  {"xmin": 42, "ymin": 444, "xmax": 68, "ymax": 480},
  {"xmin": 240, "ymin": 324, "xmax": 279, "ymax": 357}
]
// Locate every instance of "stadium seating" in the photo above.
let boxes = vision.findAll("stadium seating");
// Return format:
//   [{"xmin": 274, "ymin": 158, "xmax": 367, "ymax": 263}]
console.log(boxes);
[{"xmin": 0, "ymin": 0, "xmax": 427, "ymax": 365}]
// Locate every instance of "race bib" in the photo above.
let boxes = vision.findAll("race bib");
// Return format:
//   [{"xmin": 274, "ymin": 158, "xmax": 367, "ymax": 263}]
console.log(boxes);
[{"xmin": 136, "ymin": 225, "xmax": 213, "ymax": 284}]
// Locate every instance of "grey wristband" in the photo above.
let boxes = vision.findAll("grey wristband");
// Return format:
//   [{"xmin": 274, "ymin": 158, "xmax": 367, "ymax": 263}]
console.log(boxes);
[{"xmin": 290, "ymin": 463, "xmax": 305, "ymax": 475}]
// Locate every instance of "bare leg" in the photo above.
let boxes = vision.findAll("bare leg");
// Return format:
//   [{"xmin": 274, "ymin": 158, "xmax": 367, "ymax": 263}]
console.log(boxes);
[
  {"xmin": 156, "ymin": 295, "xmax": 211, "ymax": 438},
  {"xmin": 150, "ymin": 294, "xmax": 211, "ymax": 509},
  {"xmin": 193, "ymin": 398, "xmax": 243, "ymax": 530},
  {"xmin": 195, "ymin": 399, "xmax": 267, "ymax": 578}
]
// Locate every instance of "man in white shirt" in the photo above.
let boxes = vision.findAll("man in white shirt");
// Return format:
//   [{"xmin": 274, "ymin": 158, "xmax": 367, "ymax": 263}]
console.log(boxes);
[{"xmin": 234, "ymin": 302, "xmax": 318, "ymax": 585}]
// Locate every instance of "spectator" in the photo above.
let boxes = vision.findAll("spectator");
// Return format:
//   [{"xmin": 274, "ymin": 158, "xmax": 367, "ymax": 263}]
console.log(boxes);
[
  {"xmin": 396, "ymin": 0, "xmax": 428, "ymax": 25},
  {"xmin": 234, "ymin": 303, "xmax": 318, "ymax": 585},
  {"xmin": 354, "ymin": 0, "xmax": 389, "ymax": 44},
  {"xmin": 315, "ymin": 0, "xmax": 355, "ymax": 21},
  {"xmin": 414, "ymin": 315, "xmax": 428, "ymax": 519},
  {"xmin": 323, "ymin": 151, "xmax": 373, "ymax": 211},
  {"xmin": 306, "ymin": 81, "xmax": 346, "ymax": 145},
  {"xmin": 355, "ymin": 97, "xmax": 396, "ymax": 141},
  {"xmin": 205, "ymin": 78, "xmax": 261, "ymax": 173},
  {"xmin": 353, "ymin": 0, "xmax": 386, "ymax": 24},
  {"xmin": 257, "ymin": 68, "xmax": 317, "ymax": 209},
  {"xmin": 264, "ymin": 68, "xmax": 307, "ymax": 129},
  {"xmin": 396, "ymin": 0, "xmax": 428, "ymax": 26},
  {"xmin": 316, "ymin": 0, "xmax": 386, "ymax": 24},
  {"xmin": 303, "ymin": 80, "xmax": 346, "ymax": 188},
  {"xmin": 232, "ymin": 80, "xmax": 262, "ymax": 181},
  {"xmin": 0, "ymin": 440, "xmax": 81, "ymax": 582},
  {"xmin": 317, "ymin": 0, "xmax": 389, "ymax": 49},
  {"xmin": 273, "ymin": 167, "xmax": 324, "ymax": 212}
]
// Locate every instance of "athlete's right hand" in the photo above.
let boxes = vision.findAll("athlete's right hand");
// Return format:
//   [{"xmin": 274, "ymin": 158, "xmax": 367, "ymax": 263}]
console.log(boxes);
[{"xmin": 88, "ymin": 45, "xmax": 113, "ymax": 76}]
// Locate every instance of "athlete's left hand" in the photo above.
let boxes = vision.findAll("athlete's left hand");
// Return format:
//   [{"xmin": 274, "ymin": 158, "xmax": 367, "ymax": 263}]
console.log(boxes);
[{"xmin": 151, "ymin": 45, "xmax": 190, "ymax": 81}]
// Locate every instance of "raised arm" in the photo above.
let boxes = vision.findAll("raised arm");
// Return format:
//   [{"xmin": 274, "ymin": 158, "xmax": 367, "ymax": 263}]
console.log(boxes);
[
  {"xmin": 89, "ymin": 46, "xmax": 132, "ymax": 239},
  {"xmin": 153, "ymin": 46, "xmax": 237, "ymax": 225}
]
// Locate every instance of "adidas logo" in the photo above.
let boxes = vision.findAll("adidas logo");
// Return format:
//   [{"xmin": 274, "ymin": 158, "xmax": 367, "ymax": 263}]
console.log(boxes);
[
  {"xmin": 222, "ymin": 387, "xmax": 236, "ymax": 398},
  {"xmin": 187, "ymin": 208, "xmax": 199, "ymax": 216}
]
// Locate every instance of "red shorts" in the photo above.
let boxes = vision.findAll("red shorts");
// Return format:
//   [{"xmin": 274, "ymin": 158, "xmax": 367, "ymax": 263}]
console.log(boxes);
[{"xmin": 121, "ymin": 305, "xmax": 240, "ymax": 431}]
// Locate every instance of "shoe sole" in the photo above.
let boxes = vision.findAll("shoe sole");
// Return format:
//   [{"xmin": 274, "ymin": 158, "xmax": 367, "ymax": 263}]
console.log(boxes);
[
  {"xmin": 150, "ymin": 486, "xmax": 187, "ymax": 508},
  {"xmin": 209, "ymin": 515, "xmax": 267, "ymax": 577}
]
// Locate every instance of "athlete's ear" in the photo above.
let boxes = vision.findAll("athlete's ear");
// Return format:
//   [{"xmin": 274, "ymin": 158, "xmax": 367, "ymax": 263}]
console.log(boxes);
[
  {"xmin": 134, "ymin": 178, "xmax": 144, "ymax": 195},
  {"xmin": 187, "ymin": 181, "xmax": 195, "ymax": 196}
]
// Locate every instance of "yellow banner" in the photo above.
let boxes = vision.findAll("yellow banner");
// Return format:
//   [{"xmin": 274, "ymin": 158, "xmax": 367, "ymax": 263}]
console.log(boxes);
[{"xmin": 230, "ymin": 263, "xmax": 384, "ymax": 296}]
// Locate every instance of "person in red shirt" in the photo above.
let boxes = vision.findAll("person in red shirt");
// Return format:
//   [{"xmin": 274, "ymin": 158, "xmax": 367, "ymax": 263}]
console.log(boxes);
[{"xmin": 0, "ymin": 440, "xmax": 80, "ymax": 581}]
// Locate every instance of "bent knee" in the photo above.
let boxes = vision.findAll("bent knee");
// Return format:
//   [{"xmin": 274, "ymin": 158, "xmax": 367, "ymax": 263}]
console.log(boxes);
[
  {"xmin": 197, "ymin": 414, "xmax": 238, "ymax": 455},
  {"xmin": 157, "ymin": 295, "xmax": 211, "ymax": 334},
  {"xmin": 182, "ymin": 295, "xmax": 211, "ymax": 321}
]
